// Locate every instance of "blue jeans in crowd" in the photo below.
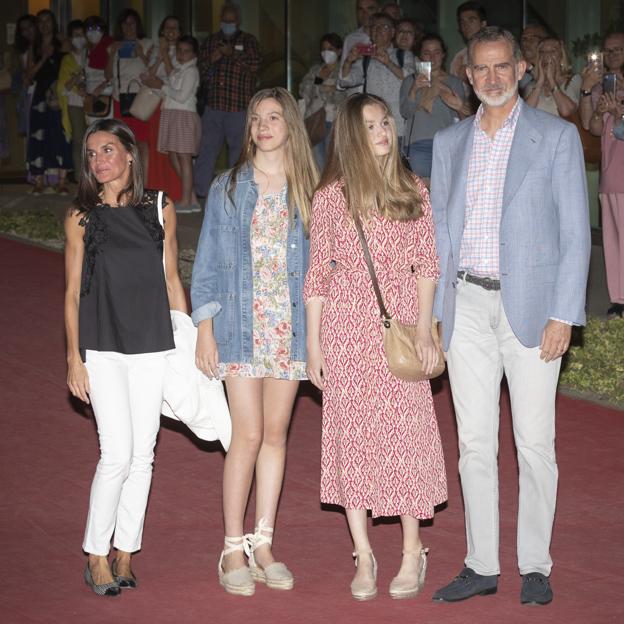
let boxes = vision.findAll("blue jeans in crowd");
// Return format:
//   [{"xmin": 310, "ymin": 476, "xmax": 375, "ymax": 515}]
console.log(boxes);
[
  {"xmin": 194, "ymin": 108, "xmax": 246, "ymax": 198},
  {"xmin": 313, "ymin": 121, "xmax": 334, "ymax": 171},
  {"xmin": 403, "ymin": 138, "xmax": 434, "ymax": 178}
]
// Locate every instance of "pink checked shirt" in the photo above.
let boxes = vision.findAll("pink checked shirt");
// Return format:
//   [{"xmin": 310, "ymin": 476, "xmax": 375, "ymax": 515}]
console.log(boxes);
[{"xmin": 459, "ymin": 97, "xmax": 522, "ymax": 278}]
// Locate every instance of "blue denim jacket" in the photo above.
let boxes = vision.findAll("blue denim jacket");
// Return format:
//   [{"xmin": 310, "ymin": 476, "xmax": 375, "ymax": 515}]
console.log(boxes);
[{"xmin": 191, "ymin": 162, "xmax": 309, "ymax": 363}]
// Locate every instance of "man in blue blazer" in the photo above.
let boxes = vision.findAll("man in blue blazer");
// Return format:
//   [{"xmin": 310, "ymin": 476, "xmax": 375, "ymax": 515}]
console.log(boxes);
[{"xmin": 430, "ymin": 27, "xmax": 590, "ymax": 606}]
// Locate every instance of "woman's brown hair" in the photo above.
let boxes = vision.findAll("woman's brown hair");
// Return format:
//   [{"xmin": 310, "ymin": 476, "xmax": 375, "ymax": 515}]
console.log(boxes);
[
  {"xmin": 229, "ymin": 87, "xmax": 319, "ymax": 234},
  {"xmin": 319, "ymin": 93, "xmax": 422, "ymax": 221},
  {"xmin": 74, "ymin": 118, "xmax": 143, "ymax": 213}
]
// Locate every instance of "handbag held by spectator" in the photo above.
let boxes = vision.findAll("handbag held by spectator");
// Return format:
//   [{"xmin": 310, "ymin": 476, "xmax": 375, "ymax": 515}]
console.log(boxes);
[{"xmin": 129, "ymin": 84, "xmax": 162, "ymax": 121}]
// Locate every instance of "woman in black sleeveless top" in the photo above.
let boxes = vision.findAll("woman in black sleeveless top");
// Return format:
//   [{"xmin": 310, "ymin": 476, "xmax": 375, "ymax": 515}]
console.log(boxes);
[{"xmin": 64, "ymin": 118, "xmax": 186, "ymax": 596}]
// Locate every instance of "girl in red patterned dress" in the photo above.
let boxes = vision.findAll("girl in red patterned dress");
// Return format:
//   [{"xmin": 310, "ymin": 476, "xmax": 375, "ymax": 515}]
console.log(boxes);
[{"xmin": 304, "ymin": 93, "xmax": 447, "ymax": 601}]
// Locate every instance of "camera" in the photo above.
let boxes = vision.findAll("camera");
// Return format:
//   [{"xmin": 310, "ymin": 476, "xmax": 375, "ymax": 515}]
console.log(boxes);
[{"xmin": 356, "ymin": 43, "xmax": 376, "ymax": 56}]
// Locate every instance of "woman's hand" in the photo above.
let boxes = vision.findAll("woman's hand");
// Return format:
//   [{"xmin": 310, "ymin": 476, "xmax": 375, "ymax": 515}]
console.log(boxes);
[
  {"xmin": 597, "ymin": 92, "xmax": 618, "ymax": 116},
  {"xmin": 414, "ymin": 326, "xmax": 439, "ymax": 377},
  {"xmin": 67, "ymin": 356, "xmax": 90, "ymax": 404},
  {"xmin": 135, "ymin": 41, "xmax": 147, "ymax": 63},
  {"xmin": 195, "ymin": 323, "xmax": 219, "ymax": 378},
  {"xmin": 414, "ymin": 72, "xmax": 431, "ymax": 90},
  {"xmin": 142, "ymin": 74, "xmax": 163, "ymax": 89},
  {"xmin": 306, "ymin": 341, "xmax": 326, "ymax": 391},
  {"xmin": 542, "ymin": 55, "xmax": 556, "ymax": 86},
  {"xmin": 159, "ymin": 36, "xmax": 169, "ymax": 58},
  {"xmin": 439, "ymin": 83, "xmax": 463, "ymax": 112}
]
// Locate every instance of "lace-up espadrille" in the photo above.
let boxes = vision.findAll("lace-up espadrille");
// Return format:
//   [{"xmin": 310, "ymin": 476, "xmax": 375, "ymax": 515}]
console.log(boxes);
[
  {"xmin": 351, "ymin": 550, "xmax": 378, "ymax": 601},
  {"xmin": 389, "ymin": 547, "xmax": 429, "ymax": 599},
  {"xmin": 218, "ymin": 536, "xmax": 255, "ymax": 596},
  {"xmin": 245, "ymin": 517, "xmax": 294, "ymax": 590}
]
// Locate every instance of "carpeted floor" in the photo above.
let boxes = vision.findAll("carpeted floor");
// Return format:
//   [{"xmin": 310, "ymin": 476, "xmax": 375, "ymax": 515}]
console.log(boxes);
[{"xmin": 1, "ymin": 237, "xmax": 622, "ymax": 624}]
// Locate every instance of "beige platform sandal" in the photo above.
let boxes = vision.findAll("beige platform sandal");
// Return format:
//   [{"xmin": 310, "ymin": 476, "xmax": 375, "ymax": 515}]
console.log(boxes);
[
  {"xmin": 351, "ymin": 550, "xmax": 378, "ymax": 601},
  {"xmin": 388, "ymin": 547, "xmax": 429, "ymax": 599},
  {"xmin": 245, "ymin": 517, "xmax": 294, "ymax": 590},
  {"xmin": 218, "ymin": 536, "xmax": 255, "ymax": 596}
]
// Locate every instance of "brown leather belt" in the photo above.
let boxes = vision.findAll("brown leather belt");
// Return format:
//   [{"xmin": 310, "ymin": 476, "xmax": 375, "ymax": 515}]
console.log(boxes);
[{"xmin": 457, "ymin": 270, "xmax": 501, "ymax": 291}]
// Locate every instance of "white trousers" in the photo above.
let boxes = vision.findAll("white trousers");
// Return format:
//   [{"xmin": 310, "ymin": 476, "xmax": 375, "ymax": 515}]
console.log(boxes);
[
  {"xmin": 446, "ymin": 280, "xmax": 560, "ymax": 576},
  {"xmin": 82, "ymin": 349, "xmax": 167, "ymax": 556}
]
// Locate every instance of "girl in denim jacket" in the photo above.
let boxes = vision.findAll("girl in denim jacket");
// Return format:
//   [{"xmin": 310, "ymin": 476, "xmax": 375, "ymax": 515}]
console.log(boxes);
[{"xmin": 191, "ymin": 87, "xmax": 318, "ymax": 596}]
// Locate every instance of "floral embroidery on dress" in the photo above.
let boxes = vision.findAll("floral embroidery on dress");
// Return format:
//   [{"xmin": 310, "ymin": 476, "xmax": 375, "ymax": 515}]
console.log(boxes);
[{"xmin": 220, "ymin": 187, "xmax": 307, "ymax": 381}]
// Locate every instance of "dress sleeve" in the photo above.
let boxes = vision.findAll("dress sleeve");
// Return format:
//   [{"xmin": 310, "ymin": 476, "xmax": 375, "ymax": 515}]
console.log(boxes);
[
  {"xmin": 413, "ymin": 179, "xmax": 440, "ymax": 281},
  {"xmin": 304, "ymin": 185, "xmax": 337, "ymax": 303}
]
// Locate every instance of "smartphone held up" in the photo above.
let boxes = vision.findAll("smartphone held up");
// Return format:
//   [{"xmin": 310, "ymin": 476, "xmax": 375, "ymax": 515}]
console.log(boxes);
[{"xmin": 415, "ymin": 61, "xmax": 432, "ymax": 82}]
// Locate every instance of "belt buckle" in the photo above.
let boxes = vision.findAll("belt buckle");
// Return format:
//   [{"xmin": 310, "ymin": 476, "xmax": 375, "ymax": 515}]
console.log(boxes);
[{"xmin": 482, "ymin": 276, "xmax": 494, "ymax": 290}]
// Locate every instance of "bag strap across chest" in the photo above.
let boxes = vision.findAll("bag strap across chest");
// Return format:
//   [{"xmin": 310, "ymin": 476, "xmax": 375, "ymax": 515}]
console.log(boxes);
[{"xmin": 353, "ymin": 214, "xmax": 391, "ymax": 324}]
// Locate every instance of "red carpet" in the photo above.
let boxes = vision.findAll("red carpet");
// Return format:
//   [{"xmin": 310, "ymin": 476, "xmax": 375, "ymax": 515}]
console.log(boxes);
[{"xmin": 1, "ymin": 236, "xmax": 622, "ymax": 624}]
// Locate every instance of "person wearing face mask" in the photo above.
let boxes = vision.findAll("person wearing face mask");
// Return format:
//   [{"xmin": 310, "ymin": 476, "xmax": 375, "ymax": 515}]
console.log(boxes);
[
  {"xmin": 84, "ymin": 16, "xmax": 114, "ymax": 124},
  {"xmin": 58, "ymin": 20, "xmax": 87, "ymax": 176},
  {"xmin": 299, "ymin": 33, "xmax": 346, "ymax": 169},
  {"xmin": 194, "ymin": 3, "xmax": 261, "ymax": 199}
]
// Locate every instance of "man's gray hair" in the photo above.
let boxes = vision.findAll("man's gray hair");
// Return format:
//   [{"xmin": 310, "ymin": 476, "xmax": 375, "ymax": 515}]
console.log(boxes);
[{"xmin": 467, "ymin": 26, "xmax": 522, "ymax": 65}]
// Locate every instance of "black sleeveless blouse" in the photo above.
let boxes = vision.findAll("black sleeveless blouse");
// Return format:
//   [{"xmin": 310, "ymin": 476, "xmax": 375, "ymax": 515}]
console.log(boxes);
[{"xmin": 78, "ymin": 190, "xmax": 174, "ymax": 359}]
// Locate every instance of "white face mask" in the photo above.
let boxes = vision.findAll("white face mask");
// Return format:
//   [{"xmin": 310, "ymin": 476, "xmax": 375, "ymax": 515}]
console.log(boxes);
[
  {"xmin": 321, "ymin": 50, "xmax": 338, "ymax": 65},
  {"xmin": 86, "ymin": 30, "xmax": 103, "ymax": 45},
  {"xmin": 72, "ymin": 36, "xmax": 87, "ymax": 50}
]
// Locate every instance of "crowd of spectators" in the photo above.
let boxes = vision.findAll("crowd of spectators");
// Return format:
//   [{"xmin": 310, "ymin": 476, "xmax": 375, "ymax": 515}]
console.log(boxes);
[{"xmin": 3, "ymin": 1, "xmax": 623, "ymax": 314}]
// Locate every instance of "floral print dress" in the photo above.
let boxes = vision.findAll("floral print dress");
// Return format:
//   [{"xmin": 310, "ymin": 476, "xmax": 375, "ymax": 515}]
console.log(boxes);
[{"xmin": 219, "ymin": 187, "xmax": 307, "ymax": 380}]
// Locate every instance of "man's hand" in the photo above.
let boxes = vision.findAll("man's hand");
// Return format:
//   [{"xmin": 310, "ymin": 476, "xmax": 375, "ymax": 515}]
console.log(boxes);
[
  {"xmin": 539, "ymin": 319, "xmax": 572, "ymax": 362},
  {"xmin": 220, "ymin": 42, "xmax": 234, "ymax": 57},
  {"xmin": 374, "ymin": 47, "xmax": 390, "ymax": 66}
]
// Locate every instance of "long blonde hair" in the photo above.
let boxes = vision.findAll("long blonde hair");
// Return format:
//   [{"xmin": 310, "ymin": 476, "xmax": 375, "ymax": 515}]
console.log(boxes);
[
  {"xmin": 319, "ymin": 94, "xmax": 422, "ymax": 221},
  {"xmin": 532, "ymin": 38, "xmax": 573, "ymax": 88},
  {"xmin": 229, "ymin": 87, "xmax": 318, "ymax": 234}
]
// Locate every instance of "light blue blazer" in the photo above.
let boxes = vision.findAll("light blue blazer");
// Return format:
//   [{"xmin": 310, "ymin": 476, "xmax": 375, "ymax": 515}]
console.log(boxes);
[{"xmin": 431, "ymin": 100, "xmax": 591, "ymax": 350}]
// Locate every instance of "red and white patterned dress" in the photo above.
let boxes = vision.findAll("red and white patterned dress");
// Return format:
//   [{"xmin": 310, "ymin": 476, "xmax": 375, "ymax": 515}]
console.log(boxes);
[{"xmin": 303, "ymin": 179, "xmax": 447, "ymax": 519}]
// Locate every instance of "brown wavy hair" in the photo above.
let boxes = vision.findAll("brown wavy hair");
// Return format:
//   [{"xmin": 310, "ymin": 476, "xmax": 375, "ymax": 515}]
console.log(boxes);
[
  {"xmin": 319, "ymin": 93, "xmax": 422, "ymax": 221},
  {"xmin": 229, "ymin": 87, "xmax": 319, "ymax": 234},
  {"xmin": 74, "ymin": 118, "xmax": 143, "ymax": 213}
]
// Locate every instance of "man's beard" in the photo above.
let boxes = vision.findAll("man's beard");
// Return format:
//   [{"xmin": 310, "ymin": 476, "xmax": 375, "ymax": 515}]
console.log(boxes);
[{"xmin": 474, "ymin": 83, "xmax": 518, "ymax": 107}]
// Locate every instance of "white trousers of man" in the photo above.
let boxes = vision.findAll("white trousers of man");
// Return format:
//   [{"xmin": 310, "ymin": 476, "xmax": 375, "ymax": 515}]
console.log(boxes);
[
  {"xmin": 446, "ymin": 279, "xmax": 561, "ymax": 577},
  {"xmin": 82, "ymin": 349, "xmax": 167, "ymax": 556}
]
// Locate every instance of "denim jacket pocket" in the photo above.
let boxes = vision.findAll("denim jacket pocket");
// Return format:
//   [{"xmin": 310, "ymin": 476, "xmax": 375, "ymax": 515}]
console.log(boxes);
[{"xmin": 213, "ymin": 292, "xmax": 235, "ymax": 346}]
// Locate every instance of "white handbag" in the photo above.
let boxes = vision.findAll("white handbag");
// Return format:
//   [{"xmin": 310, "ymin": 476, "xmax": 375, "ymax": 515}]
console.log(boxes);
[{"xmin": 128, "ymin": 83, "xmax": 162, "ymax": 121}]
